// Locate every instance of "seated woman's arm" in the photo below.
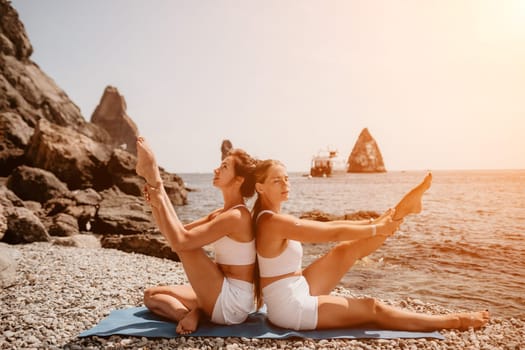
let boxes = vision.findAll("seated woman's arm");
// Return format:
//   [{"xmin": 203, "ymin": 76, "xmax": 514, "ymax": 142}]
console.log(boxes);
[
  {"xmin": 260, "ymin": 213, "xmax": 400, "ymax": 243},
  {"xmin": 183, "ymin": 208, "xmax": 222, "ymax": 230},
  {"xmin": 147, "ymin": 186, "xmax": 242, "ymax": 251}
]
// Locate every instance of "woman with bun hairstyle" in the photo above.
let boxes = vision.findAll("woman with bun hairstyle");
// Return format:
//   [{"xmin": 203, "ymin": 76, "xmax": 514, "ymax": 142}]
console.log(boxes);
[{"xmin": 136, "ymin": 137, "xmax": 259, "ymax": 334}]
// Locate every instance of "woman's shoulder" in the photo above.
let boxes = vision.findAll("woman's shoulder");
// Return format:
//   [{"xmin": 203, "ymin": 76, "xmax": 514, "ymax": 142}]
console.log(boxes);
[
  {"xmin": 257, "ymin": 212, "xmax": 296, "ymax": 230},
  {"xmin": 214, "ymin": 205, "xmax": 252, "ymax": 225}
]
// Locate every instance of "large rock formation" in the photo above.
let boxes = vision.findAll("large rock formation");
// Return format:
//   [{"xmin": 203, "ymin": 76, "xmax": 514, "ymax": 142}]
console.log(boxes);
[
  {"xmin": 0, "ymin": 112, "xmax": 33, "ymax": 176},
  {"xmin": 347, "ymin": 128, "xmax": 386, "ymax": 173},
  {"xmin": 0, "ymin": 1, "xmax": 186, "ymax": 262},
  {"xmin": 25, "ymin": 118, "xmax": 113, "ymax": 190},
  {"xmin": 6, "ymin": 165, "xmax": 71, "ymax": 203},
  {"xmin": 90, "ymin": 86, "xmax": 139, "ymax": 155}
]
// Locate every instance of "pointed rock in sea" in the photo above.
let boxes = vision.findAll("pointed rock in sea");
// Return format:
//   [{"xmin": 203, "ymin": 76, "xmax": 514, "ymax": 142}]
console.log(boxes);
[{"xmin": 347, "ymin": 128, "xmax": 386, "ymax": 173}]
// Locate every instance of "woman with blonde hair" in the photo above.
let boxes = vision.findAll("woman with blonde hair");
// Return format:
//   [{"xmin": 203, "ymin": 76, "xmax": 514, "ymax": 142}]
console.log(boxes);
[{"xmin": 253, "ymin": 159, "xmax": 489, "ymax": 331}]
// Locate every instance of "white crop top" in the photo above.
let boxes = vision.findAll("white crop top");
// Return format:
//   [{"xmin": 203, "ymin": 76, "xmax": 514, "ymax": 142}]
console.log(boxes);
[
  {"xmin": 256, "ymin": 210, "xmax": 303, "ymax": 278},
  {"xmin": 212, "ymin": 204, "xmax": 256, "ymax": 265}
]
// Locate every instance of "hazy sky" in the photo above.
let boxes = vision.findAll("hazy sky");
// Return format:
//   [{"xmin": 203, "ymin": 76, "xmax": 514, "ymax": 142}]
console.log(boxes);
[{"xmin": 11, "ymin": 0, "xmax": 525, "ymax": 173}]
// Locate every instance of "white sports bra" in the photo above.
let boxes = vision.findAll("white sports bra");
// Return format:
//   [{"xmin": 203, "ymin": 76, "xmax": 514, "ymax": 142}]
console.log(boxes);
[
  {"xmin": 212, "ymin": 204, "xmax": 256, "ymax": 265},
  {"xmin": 256, "ymin": 210, "xmax": 303, "ymax": 278}
]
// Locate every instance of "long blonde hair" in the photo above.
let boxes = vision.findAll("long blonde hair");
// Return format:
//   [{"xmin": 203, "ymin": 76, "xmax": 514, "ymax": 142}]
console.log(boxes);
[{"xmin": 251, "ymin": 159, "xmax": 284, "ymax": 310}]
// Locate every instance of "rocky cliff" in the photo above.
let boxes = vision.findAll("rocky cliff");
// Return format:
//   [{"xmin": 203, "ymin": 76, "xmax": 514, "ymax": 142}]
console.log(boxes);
[
  {"xmin": 347, "ymin": 128, "xmax": 386, "ymax": 173},
  {"xmin": 0, "ymin": 0, "xmax": 185, "ymax": 261}
]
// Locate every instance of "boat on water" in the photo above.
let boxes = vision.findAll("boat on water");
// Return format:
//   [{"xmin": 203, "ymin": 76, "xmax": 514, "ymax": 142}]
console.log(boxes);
[{"xmin": 309, "ymin": 149, "xmax": 347, "ymax": 177}]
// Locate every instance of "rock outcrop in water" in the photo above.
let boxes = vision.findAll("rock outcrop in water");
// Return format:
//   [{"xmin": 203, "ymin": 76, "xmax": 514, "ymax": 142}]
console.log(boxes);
[
  {"xmin": 0, "ymin": 0, "xmax": 185, "ymax": 262},
  {"xmin": 347, "ymin": 128, "xmax": 386, "ymax": 173}
]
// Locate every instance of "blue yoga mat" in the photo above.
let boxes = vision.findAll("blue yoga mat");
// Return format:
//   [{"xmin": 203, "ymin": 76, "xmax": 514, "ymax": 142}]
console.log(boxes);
[{"xmin": 79, "ymin": 307, "xmax": 444, "ymax": 340}]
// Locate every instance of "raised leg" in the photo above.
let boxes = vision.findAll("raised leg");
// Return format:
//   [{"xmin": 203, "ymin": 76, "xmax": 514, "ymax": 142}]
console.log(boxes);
[
  {"xmin": 136, "ymin": 136, "xmax": 163, "ymax": 186},
  {"xmin": 303, "ymin": 235, "xmax": 389, "ymax": 296},
  {"xmin": 393, "ymin": 172, "xmax": 432, "ymax": 221},
  {"xmin": 316, "ymin": 295, "xmax": 490, "ymax": 331},
  {"xmin": 176, "ymin": 248, "xmax": 225, "ymax": 316},
  {"xmin": 143, "ymin": 248, "xmax": 226, "ymax": 333},
  {"xmin": 145, "ymin": 249, "xmax": 224, "ymax": 322}
]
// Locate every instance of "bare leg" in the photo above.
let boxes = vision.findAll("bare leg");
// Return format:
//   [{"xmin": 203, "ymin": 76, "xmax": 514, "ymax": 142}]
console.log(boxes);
[
  {"xmin": 143, "ymin": 284, "xmax": 197, "ymax": 322},
  {"xmin": 144, "ymin": 284, "xmax": 204, "ymax": 334},
  {"xmin": 144, "ymin": 249, "xmax": 224, "ymax": 320},
  {"xmin": 176, "ymin": 248, "xmax": 225, "ymax": 316},
  {"xmin": 316, "ymin": 295, "xmax": 490, "ymax": 331},
  {"xmin": 393, "ymin": 172, "xmax": 432, "ymax": 221},
  {"xmin": 303, "ymin": 235, "xmax": 390, "ymax": 296}
]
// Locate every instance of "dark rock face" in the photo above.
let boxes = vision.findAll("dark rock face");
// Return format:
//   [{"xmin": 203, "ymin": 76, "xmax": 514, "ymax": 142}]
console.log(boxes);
[
  {"xmin": 0, "ymin": 1, "xmax": 188, "ymax": 260},
  {"xmin": 48, "ymin": 213, "xmax": 79, "ymax": 237},
  {"xmin": 0, "ymin": 184, "xmax": 24, "ymax": 208},
  {"xmin": 101, "ymin": 234, "xmax": 180, "ymax": 261},
  {"xmin": 25, "ymin": 118, "xmax": 113, "ymax": 190},
  {"xmin": 2, "ymin": 206, "xmax": 50, "ymax": 244},
  {"xmin": 107, "ymin": 148, "xmax": 144, "ymax": 196},
  {"xmin": 0, "ymin": 1, "xmax": 32, "ymax": 60},
  {"xmin": 0, "ymin": 112, "xmax": 33, "ymax": 175},
  {"xmin": 7, "ymin": 165, "xmax": 70, "ymax": 203},
  {"xmin": 0, "ymin": 2, "xmax": 91, "ymax": 134},
  {"xmin": 93, "ymin": 187, "xmax": 155, "ymax": 235},
  {"xmin": 90, "ymin": 86, "xmax": 139, "ymax": 155},
  {"xmin": 347, "ymin": 128, "xmax": 386, "ymax": 173},
  {"xmin": 161, "ymin": 171, "xmax": 188, "ymax": 206}
]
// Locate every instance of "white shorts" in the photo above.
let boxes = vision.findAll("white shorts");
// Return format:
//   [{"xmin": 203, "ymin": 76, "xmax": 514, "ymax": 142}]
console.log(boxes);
[
  {"xmin": 262, "ymin": 276, "xmax": 318, "ymax": 330},
  {"xmin": 211, "ymin": 278, "xmax": 255, "ymax": 325}
]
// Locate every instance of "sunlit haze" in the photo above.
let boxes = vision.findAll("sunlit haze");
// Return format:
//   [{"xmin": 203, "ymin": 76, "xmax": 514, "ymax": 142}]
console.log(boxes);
[{"xmin": 11, "ymin": 0, "xmax": 525, "ymax": 173}]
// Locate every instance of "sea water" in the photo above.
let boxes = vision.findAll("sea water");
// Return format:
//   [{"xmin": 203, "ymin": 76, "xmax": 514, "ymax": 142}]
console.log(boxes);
[{"xmin": 176, "ymin": 170, "xmax": 525, "ymax": 318}]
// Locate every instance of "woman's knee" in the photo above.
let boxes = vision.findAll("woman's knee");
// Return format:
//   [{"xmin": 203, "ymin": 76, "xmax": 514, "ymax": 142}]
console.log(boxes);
[{"xmin": 361, "ymin": 297, "xmax": 381, "ymax": 315}]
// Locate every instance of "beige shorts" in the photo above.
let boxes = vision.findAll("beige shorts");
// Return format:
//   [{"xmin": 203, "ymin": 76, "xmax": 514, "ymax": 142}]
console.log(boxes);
[
  {"xmin": 262, "ymin": 276, "xmax": 318, "ymax": 330},
  {"xmin": 211, "ymin": 278, "xmax": 255, "ymax": 325}
]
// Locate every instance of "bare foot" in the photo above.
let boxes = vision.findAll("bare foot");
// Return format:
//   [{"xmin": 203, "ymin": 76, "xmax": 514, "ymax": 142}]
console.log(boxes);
[
  {"xmin": 457, "ymin": 310, "xmax": 490, "ymax": 330},
  {"xmin": 393, "ymin": 172, "xmax": 432, "ymax": 221},
  {"xmin": 176, "ymin": 308, "xmax": 200, "ymax": 335},
  {"xmin": 136, "ymin": 136, "xmax": 163, "ymax": 186}
]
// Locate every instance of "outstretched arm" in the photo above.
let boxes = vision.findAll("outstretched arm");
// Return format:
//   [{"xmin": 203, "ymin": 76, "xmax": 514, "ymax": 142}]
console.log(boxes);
[{"xmin": 259, "ymin": 211, "xmax": 402, "ymax": 243}]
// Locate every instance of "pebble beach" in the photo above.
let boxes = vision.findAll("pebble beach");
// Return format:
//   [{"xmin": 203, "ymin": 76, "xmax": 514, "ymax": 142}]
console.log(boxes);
[{"xmin": 1, "ymin": 243, "xmax": 523, "ymax": 350}]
